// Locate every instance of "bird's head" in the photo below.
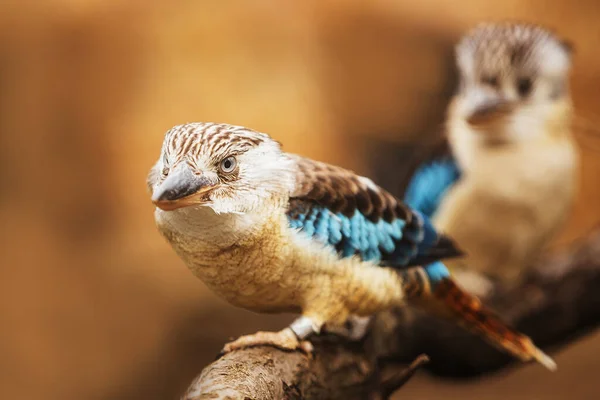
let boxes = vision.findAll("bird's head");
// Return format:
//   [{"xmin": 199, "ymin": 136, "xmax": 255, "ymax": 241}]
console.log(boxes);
[
  {"xmin": 450, "ymin": 22, "xmax": 573, "ymax": 143},
  {"xmin": 148, "ymin": 122, "xmax": 296, "ymax": 215}
]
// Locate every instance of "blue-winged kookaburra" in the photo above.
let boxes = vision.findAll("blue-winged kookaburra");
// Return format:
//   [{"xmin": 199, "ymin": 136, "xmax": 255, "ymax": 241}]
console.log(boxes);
[
  {"xmin": 404, "ymin": 22, "xmax": 578, "ymax": 295},
  {"xmin": 148, "ymin": 122, "xmax": 555, "ymax": 370}
]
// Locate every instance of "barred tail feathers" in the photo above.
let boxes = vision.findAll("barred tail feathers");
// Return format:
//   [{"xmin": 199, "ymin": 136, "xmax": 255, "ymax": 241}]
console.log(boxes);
[{"xmin": 398, "ymin": 262, "xmax": 556, "ymax": 371}]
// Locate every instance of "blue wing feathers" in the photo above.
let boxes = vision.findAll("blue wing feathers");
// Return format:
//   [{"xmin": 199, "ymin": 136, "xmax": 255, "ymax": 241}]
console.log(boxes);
[
  {"xmin": 287, "ymin": 203, "xmax": 453, "ymax": 286},
  {"xmin": 404, "ymin": 158, "xmax": 461, "ymax": 219},
  {"xmin": 287, "ymin": 203, "xmax": 449, "ymax": 267},
  {"xmin": 328, "ymin": 214, "xmax": 343, "ymax": 245},
  {"xmin": 314, "ymin": 209, "xmax": 329, "ymax": 243},
  {"xmin": 286, "ymin": 154, "xmax": 463, "ymax": 271},
  {"xmin": 424, "ymin": 261, "xmax": 451, "ymax": 284}
]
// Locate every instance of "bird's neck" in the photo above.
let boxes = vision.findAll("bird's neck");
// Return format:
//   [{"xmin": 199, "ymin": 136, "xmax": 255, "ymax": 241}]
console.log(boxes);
[{"xmin": 154, "ymin": 205, "xmax": 272, "ymax": 249}]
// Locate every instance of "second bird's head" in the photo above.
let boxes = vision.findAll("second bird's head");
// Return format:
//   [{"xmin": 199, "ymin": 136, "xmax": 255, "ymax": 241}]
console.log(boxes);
[
  {"xmin": 147, "ymin": 123, "xmax": 295, "ymax": 215},
  {"xmin": 449, "ymin": 22, "xmax": 573, "ymax": 143}
]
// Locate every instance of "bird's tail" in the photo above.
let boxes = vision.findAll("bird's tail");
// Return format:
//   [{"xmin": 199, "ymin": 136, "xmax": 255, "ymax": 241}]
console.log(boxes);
[{"xmin": 399, "ymin": 262, "xmax": 556, "ymax": 371}]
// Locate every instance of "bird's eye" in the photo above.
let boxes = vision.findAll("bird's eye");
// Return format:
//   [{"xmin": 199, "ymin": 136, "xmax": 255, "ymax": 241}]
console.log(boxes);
[
  {"xmin": 219, "ymin": 156, "xmax": 237, "ymax": 173},
  {"xmin": 161, "ymin": 167, "xmax": 169, "ymax": 176},
  {"xmin": 481, "ymin": 75, "xmax": 499, "ymax": 88},
  {"xmin": 517, "ymin": 77, "xmax": 533, "ymax": 97}
]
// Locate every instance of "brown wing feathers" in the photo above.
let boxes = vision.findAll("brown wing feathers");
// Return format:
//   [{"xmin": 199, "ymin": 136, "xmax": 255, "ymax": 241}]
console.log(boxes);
[{"xmin": 289, "ymin": 154, "xmax": 411, "ymax": 224}]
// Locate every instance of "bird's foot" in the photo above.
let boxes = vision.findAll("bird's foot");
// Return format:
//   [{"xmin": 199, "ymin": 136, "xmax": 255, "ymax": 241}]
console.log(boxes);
[{"xmin": 220, "ymin": 328, "xmax": 314, "ymax": 355}]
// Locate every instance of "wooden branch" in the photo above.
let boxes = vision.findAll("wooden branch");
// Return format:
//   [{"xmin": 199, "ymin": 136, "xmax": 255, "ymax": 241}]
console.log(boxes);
[
  {"xmin": 378, "ymin": 354, "xmax": 430, "ymax": 399},
  {"xmin": 181, "ymin": 337, "xmax": 415, "ymax": 400},
  {"xmin": 182, "ymin": 228, "xmax": 600, "ymax": 399}
]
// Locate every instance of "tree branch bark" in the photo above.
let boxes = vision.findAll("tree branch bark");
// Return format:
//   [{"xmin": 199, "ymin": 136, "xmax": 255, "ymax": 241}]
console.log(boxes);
[{"xmin": 182, "ymin": 227, "xmax": 600, "ymax": 399}]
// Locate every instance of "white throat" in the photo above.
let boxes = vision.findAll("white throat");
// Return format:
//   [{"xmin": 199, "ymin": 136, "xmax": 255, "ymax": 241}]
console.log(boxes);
[{"xmin": 154, "ymin": 206, "xmax": 264, "ymax": 247}]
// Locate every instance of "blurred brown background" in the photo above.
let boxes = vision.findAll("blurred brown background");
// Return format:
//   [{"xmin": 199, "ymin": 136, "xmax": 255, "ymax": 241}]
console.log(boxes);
[{"xmin": 1, "ymin": 1, "xmax": 600, "ymax": 399}]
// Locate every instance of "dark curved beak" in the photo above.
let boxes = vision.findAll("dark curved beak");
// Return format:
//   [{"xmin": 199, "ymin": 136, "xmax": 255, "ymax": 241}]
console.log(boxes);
[
  {"xmin": 151, "ymin": 166, "xmax": 216, "ymax": 211},
  {"xmin": 467, "ymin": 98, "xmax": 515, "ymax": 127}
]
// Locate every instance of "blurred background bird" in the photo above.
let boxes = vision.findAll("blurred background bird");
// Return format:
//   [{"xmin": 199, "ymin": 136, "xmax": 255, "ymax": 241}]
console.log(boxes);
[
  {"xmin": 404, "ymin": 22, "xmax": 579, "ymax": 296},
  {"xmin": 3, "ymin": 3, "xmax": 600, "ymax": 400},
  {"xmin": 148, "ymin": 122, "xmax": 554, "ymax": 369}
]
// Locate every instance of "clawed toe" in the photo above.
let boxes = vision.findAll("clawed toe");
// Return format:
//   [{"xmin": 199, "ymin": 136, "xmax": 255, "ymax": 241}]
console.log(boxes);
[{"xmin": 218, "ymin": 328, "xmax": 313, "ymax": 356}]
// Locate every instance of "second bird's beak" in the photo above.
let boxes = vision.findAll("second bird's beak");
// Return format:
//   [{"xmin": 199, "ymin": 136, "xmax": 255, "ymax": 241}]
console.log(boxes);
[
  {"xmin": 151, "ymin": 165, "xmax": 216, "ymax": 211},
  {"xmin": 466, "ymin": 98, "xmax": 515, "ymax": 127}
]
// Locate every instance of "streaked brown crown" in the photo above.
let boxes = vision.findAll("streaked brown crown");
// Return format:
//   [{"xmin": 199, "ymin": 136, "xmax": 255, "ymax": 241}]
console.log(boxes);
[
  {"xmin": 161, "ymin": 122, "xmax": 270, "ymax": 166},
  {"xmin": 455, "ymin": 22, "xmax": 572, "ymax": 90}
]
